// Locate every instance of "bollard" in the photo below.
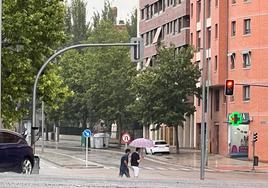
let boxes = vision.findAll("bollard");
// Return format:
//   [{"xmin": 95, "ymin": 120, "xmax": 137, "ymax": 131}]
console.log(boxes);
[{"xmin": 32, "ymin": 156, "xmax": 40, "ymax": 174}]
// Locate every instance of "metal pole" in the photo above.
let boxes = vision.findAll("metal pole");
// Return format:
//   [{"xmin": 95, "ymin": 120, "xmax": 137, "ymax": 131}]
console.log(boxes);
[
  {"xmin": 252, "ymin": 132, "xmax": 255, "ymax": 171},
  {"xmin": 200, "ymin": 0, "xmax": 207, "ymax": 180},
  {"xmin": 0, "ymin": 0, "xmax": 2, "ymax": 129},
  {"xmin": 86, "ymin": 137, "xmax": 88, "ymax": 167},
  {"xmin": 41, "ymin": 101, "xmax": 44, "ymax": 153}
]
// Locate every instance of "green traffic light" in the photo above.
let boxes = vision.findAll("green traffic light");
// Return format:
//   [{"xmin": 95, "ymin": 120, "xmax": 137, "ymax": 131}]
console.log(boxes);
[{"xmin": 229, "ymin": 112, "xmax": 243, "ymax": 126}]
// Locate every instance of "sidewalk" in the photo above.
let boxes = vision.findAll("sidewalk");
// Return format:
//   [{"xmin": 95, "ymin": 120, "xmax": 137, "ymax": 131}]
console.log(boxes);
[{"xmin": 36, "ymin": 135, "xmax": 268, "ymax": 173}]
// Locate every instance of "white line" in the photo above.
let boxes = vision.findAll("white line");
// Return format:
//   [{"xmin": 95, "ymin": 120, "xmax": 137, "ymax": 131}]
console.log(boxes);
[{"xmin": 45, "ymin": 150, "xmax": 104, "ymax": 168}]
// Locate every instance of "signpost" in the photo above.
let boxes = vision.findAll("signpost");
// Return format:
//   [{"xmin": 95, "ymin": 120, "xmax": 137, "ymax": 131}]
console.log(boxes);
[
  {"xmin": 121, "ymin": 133, "xmax": 131, "ymax": 150},
  {"xmin": 82, "ymin": 129, "xmax": 92, "ymax": 167}
]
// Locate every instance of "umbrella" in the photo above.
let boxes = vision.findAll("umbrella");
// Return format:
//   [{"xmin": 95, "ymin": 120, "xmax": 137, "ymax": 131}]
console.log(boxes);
[{"xmin": 129, "ymin": 138, "xmax": 154, "ymax": 148}]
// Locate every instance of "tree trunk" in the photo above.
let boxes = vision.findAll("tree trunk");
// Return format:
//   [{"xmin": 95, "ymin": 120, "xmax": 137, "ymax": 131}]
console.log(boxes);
[
  {"xmin": 118, "ymin": 115, "xmax": 122, "ymax": 147},
  {"xmin": 174, "ymin": 125, "xmax": 180, "ymax": 154}
]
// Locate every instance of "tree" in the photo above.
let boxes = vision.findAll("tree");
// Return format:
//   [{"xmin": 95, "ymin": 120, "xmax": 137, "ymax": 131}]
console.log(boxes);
[
  {"xmin": 132, "ymin": 46, "xmax": 201, "ymax": 153},
  {"xmin": 69, "ymin": 0, "xmax": 88, "ymax": 43},
  {"xmin": 126, "ymin": 9, "xmax": 137, "ymax": 38},
  {"xmin": 2, "ymin": 0, "xmax": 69, "ymax": 128}
]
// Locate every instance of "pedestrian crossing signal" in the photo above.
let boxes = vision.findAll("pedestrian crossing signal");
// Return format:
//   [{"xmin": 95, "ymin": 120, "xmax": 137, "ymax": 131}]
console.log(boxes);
[{"xmin": 225, "ymin": 80, "xmax": 234, "ymax": 96}]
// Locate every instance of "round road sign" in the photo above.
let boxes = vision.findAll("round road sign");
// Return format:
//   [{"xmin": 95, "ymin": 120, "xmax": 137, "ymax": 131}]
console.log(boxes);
[
  {"xmin": 121, "ymin": 133, "xmax": 131, "ymax": 144},
  {"xmin": 82, "ymin": 129, "xmax": 92, "ymax": 138}
]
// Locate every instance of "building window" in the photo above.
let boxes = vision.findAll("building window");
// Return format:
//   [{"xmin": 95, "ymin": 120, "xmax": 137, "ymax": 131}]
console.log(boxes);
[
  {"xmin": 230, "ymin": 53, "xmax": 235, "ymax": 69},
  {"xmin": 232, "ymin": 0, "xmax": 236, "ymax": 4},
  {"xmin": 146, "ymin": 33, "xmax": 149, "ymax": 45},
  {"xmin": 207, "ymin": 0, "xmax": 211, "ymax": 18},
  {"xmin": 190, "ymin": 33, "xmax": 193, "ymax": 45},
  {"xmin": 207, "ymin": 27, "xmax": 211, "ymax": 49},
  {"xmin": 243, "ymin": 85, "xmax": 250, "ymax": 101},
  {"xmin": 154, "ymin": 3, "xmax": 158, "ymax": 15},
  {"xmin": 215, "ymin": 0, "xmax": 218, "ymax": 7},
  {"xmin": 231, "ymin": 21, "xmax": 236, "ymax": 36},
  {"xmin": 197, "ymin": 0, "xmax": 201, "ymax": 22},
  {"xmin": 178, "ymin": 18, "xmax": 182, "ymax": 33},
  {"xmin": 146, "ymin": 6, "xmax": 149, "ymax": 20},
  {"xmin": 174, "ymin": 19, "xmax": 178, "ymax": 34},
  {"xmin": 214, "ymin": 55, "xmax": 218, "ymax": 71},
  {"xmin": 243, "ymin": 51, "xmax": 251, "ymax": 68},
  {"xmin": 244, "ymin": 19, "xmax": 251, "ymax": 35},
  {"xmin": 244, "ymin": 0, "xmax": 251, "ymax": 3},
  {"xmin": 191, "ymin": 3, "xmax": 193, "ymax": 18},
  {"xmin": 159, "ymin": 0, "xmax": 163, "ymax": 12},
  {"xmin": 167, "ymin": 23, "xmax": 170, "ymax": 34},
  {"xmin": 183, "ymin": 15, "xmax": 190, "ymax": 28},
  {"xmin": 150, "ymin": 5, "xmax": 153, "ymax": 18},
  {"xmin": 141, "ymin": 9, "xmax": 144, "ymax": 20},
  {"xmin": 197, "ymin": 31, "xmax": 201, "ymax": 51},
  {"xmin": 170, "ymin": 21, "xmax": 173, "ymax": 34},
  {"xmin": 215, "ymin": 24, "xmax": 218, "ymax": 39},
  {"xmin": 215, "ymin": 90, "xmax": 220, "ymax": 112},
  {"xmin": 162, "ymin": 25, "xmax": 165, "ymax": 39}
]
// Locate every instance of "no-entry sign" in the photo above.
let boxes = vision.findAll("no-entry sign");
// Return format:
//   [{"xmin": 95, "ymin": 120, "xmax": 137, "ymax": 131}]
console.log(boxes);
[{"xmin": 121, "ymin": 133, "xmax": 131, "ymax": 144}]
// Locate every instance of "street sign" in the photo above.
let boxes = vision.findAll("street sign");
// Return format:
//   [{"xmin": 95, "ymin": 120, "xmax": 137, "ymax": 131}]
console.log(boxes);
[
  {"xmin": 83, "ymin": 129, "xmax": 92, "ymax": 138},
  {"xmin": 229, "ymin": 112, "xmax": 243, "ymax": 126},
  {"xmin": 121, "ymin": 133, "xmax": 131, "ymax": 144},
  {"xmin": 82, "ymin": 129, "xmax": 92, "ymax": 168}
]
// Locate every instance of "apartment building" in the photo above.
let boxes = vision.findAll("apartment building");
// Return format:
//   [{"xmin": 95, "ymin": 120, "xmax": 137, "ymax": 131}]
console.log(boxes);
[
  {"xmin": 190, "ymin": 0, "xmax": 268, "ymax": 161},
  {"xmin": 139, "ymin": 0, "xmax": 196, "ymax": 149}
]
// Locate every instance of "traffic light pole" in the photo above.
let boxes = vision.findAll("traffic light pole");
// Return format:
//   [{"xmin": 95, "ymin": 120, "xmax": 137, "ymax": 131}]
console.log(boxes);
[
  {"xmin": 252, "ymin": 136, "xmax": 256, "ymax": 171},
  {"xmin": 200, "ymin": 0, "xmax": 207, "ymax": 180}
]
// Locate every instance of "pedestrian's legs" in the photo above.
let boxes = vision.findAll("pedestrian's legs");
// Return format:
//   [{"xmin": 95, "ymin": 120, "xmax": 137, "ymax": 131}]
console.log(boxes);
[{"xmin": 131, "ymin": 166, "xmax": 139, "ymax": 178}]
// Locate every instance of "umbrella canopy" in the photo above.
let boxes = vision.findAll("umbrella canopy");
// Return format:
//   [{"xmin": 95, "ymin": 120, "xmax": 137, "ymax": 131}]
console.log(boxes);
[{"xmin": 129, "ymin": 138, "xmax": 154, "ymax": 148}]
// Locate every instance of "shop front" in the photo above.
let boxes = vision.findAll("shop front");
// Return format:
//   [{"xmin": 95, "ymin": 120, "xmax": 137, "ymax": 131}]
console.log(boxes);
[{"xmin": 228, "ymin": 113, "xmax": 250, "ymax": 157}]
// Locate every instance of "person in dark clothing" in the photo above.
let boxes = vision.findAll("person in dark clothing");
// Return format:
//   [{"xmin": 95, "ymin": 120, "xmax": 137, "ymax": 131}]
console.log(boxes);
[
  {"xmin": 131, "ymin": 147, "xmax": 142, "ymax": 178},
  {"xmin": 119, "ymin": 148, "xmax": 131, "ymax": 177}
]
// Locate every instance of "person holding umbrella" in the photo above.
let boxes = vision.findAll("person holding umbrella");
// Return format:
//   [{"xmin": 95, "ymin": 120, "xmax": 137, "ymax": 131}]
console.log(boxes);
[{"xmin": 130, "ymin": 147, "xmax": 142, "ymax": 178}]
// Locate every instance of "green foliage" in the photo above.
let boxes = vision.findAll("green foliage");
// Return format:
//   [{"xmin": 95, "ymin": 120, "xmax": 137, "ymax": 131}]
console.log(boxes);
[
  {"xmin": 56, "ymin": 19, "xmax": 136, "ymax": 130},
  {"xmin": 126, "ymin": 9, "xmax": 137, "ymax": 38},
  {"xmin": 132, "ymin": 46, "xmax": 201, "ymax": 127},
  {"xmin": 2, "ymin": 0, "xmax": 68, "ymax": 128},
  {"xmin": 68, "ymin": 0, "xmax": 88, "ymax": 43}
]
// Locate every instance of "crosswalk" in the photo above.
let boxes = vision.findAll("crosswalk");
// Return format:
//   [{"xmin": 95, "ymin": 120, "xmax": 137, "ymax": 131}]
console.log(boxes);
[{"xmin": 104, "ymin": 165, "xmax": 203, "ymax": 172}]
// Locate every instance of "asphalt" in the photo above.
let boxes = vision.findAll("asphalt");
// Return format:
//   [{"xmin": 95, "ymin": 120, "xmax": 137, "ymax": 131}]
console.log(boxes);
[{"xmin": 35, "ymin": 134, "xmax": 268, "ymax": 174}]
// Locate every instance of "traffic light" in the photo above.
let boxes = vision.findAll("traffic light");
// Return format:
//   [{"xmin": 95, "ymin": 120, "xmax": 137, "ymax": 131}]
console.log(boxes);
[
  {"xmin": 253, "ymin": 132, "xmax": 258, "ymax": 142},
  {"xmin": 225, "ymin": 79, "xmax": 234, "ymax": 96},
  {"xmin": 130, "ymin": 37, "xmax": 144, "ymax": 63}
]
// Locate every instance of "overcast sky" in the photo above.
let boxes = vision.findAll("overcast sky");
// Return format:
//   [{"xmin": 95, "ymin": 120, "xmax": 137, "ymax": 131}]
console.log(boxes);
[{"xmin": 68, "ymin": 0, "xmax": 138, "ymax": 24}]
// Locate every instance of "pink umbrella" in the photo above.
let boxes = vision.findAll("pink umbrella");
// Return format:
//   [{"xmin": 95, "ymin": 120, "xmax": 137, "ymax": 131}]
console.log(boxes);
[{"xmin": 129, "ymin": 138, "xmax": 154, "ymax": 148}]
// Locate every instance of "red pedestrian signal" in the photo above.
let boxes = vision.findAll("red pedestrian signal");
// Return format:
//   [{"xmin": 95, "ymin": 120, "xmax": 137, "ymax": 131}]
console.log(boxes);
[{"xmin": 225, "ymin": 79, "xmax": 234, "ymax": 96}]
